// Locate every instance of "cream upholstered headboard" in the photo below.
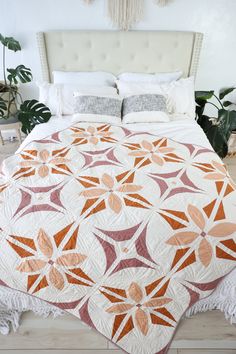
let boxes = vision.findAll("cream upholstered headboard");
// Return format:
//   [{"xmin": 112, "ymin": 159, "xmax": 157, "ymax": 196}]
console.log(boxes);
[{"xmin": 37, "ymin": 31, "xmax": 203, "ymax": 83}]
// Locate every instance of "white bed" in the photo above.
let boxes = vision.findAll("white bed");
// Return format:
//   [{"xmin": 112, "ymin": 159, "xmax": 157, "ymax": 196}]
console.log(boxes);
[{"xmin": 0, "ymin": 30, "xmax": 235, "ymax": 347}]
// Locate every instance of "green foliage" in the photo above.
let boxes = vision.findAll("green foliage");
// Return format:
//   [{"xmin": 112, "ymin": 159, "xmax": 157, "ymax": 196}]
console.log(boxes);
[
  {"xmin": 18, "ymin": 100, "xmax": 51, "ymax": 134},
  {"xmin": 0, "ymin": 97, "xmax": 7, "ymax": 117},
  {"xmin": 223, "ymin": 101, "xmax": 234, "ymax": 108},
  {"xmin": 0, "ymin": 33, "xmax": 52, "ymax": 133},
  {"xmin": 219, "ymin": 87, "xmax": 235, "ymax": 100},
  {"xmin": 195, "ymin": 88, "xmax": 236, "ymax": 158},
  {"xmin": 7, "ymin": 65, "xmax": 33, "ymax": 85},
  {"xmin": 0, "ymin": 34, "xmax": 21, "ymax": 51}
]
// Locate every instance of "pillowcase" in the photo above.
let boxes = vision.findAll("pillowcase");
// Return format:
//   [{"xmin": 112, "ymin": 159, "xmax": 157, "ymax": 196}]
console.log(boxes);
[
  {"xmin": 53, "ymin": 71, "xmax": 116, "ymax": 87},
  {"xmin": 117, "ymin": 80, "xmax": 163, "ymax": 97},
  {"xmin": 38, "ymin": 82, "xmax": 117, "ymax": 116},
  {"xmin": 73, "ymin": 93, "xmax": 122, "ymax": 124},
  {"xmin": 162, "ymin": 76, "xmax": 195, "ymax": 118},
  {"xmin": 117, "ymin": 76, "xmax": 195, "ymax": 119},
  {"xmin": 118, "ymin": 71, "xmax": 182, "ymax": 84},
  {"xmin": 38, "ymin": 82, "xmax": 61, "ymax": 116},
  {"xmin": 122, "ymin": 94, "xmax": 169, "ymax": 124}
]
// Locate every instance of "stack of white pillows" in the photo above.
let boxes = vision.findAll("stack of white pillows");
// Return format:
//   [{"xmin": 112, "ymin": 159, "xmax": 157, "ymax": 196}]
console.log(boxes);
[{"xmin": 38, "ymin": 70, "xmax": 195, "ymax": 125}]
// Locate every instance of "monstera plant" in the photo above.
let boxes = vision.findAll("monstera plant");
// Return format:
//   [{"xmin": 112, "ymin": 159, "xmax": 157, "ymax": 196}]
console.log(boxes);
[
  {"xmin": 195, "ymin": 88, "xmax": 236, "ymax": 158},
  {"xmin": 0, "ymin": 34, "xmax": 51, "ymax": 134}
]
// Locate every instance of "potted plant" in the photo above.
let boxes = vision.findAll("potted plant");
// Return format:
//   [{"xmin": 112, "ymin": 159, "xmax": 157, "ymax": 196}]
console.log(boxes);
[
  {"xmin": 195, "ymin": 88, "xmax": 236, "ymax": 158},
  {"xmin": 0, "ymin": 34, "xmax": 51, "ymax": 134}
]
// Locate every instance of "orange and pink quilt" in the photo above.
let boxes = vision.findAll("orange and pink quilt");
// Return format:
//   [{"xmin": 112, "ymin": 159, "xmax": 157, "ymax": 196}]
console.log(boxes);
[{"xmin": 0, "ymin": 123, "xmax": 235, "ymax": 353}]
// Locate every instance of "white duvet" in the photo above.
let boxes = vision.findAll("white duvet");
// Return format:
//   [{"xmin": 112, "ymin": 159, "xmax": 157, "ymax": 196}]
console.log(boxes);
[{"xmin": 0, "ymin": 116, "xmax": 235, "ymax": 335}]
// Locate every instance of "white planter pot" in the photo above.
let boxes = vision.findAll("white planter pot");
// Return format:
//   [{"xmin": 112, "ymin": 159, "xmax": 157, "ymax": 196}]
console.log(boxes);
[{"xmin": 0, "ymin": 115, "xmax": 19, "ymax": 125}]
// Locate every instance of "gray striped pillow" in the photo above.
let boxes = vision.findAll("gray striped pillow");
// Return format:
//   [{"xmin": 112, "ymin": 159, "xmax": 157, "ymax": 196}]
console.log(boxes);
[
  {"xmin": 73, "ymin": 94, "xmax": 122, "ymax": 124},
  {"xmin": 122, "ymin": 94, "xmax": 170, "ymax": 123}
]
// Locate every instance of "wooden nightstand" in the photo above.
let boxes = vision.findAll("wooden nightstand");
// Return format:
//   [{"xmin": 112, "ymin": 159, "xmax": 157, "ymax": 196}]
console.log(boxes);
[{"xmin": 0, "ymin": 121, "xmax": 22, "ymax": 146}]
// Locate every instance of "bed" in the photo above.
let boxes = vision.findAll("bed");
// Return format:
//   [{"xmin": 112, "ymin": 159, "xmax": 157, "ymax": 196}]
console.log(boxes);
[{"xmin": 0, "ymin": 31, "xmax": 235, "ymax": 354}]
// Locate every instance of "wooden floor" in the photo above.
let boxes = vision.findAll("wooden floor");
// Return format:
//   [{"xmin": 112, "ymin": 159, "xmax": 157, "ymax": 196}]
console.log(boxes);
[
  {"xmin": 0, "ymin": 311, "xmax": 235, "ymax": 354},
  {"xmin": 0, "ymin": 140, "xmax": 236, "ymax": 354}
]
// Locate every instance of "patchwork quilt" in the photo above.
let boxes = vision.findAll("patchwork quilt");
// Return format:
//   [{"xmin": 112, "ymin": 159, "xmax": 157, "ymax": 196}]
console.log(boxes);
[{"xmin": 0, "ymin": 123, "xmax": 235, "ymax": 354}]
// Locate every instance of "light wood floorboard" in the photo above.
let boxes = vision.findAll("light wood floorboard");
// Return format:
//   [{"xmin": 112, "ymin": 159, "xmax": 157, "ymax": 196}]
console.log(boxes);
[{"xmin": 0, "ymin": 311, "xmax": 235, "ymax": 352}]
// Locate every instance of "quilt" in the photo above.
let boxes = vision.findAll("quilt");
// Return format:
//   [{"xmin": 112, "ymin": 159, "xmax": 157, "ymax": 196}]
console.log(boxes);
[{"xmin": 0, "ymin": 123, "xmax": 235, "ymax": 354}]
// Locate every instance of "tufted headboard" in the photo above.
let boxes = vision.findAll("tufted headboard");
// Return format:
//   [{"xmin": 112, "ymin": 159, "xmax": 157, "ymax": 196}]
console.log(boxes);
[{"xmin": 37, "ymin": 30, "xmax": 203, "ymax": 83}]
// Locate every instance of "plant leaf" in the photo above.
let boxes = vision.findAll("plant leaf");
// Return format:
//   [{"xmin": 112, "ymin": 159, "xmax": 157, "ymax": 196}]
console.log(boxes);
[
  {"xmin": 195, "ymin": 91, "xmax": 215, "ymax": 101},
  {"xmin": 18, "ymin": 100, "xmax": 51, "ymax": 135},
  {"xmin": 7, "ymin": 65, "xmax": 33, "ymax": 85},
  {"xmin": 218, "ymin": 109, "xmax": 236, "ymax": 141},
  {"xmin": 0, "ymin": 34, "xmax": 21, "ymax": 51},
  {"xmin": 219, "ymin": 87, "xmax": 235, "ymax": 100},
  {"xmin": 195, "ymin": 91, "xmax": 215, "ymax": 121},
  {"xmin": 0, "ymin": 97, "xmax": 7, "ymax": 117},
  {"xmin": 229, "ymin": 110, "xmax": 236, "ymax": 132},
  {"xmin": 197, "ymin": 114, "xmax": 228, "ymax": 158},
  {"xmin": 195, "ymin": 101, "xmax": 206, "ymax": 119},
  {"xmin": 223, "ymin": 101, "xmax": 233, "ymax": 107}
]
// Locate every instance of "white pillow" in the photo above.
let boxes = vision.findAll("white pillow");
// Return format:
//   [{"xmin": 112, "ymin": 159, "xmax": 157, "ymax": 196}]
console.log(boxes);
[
  {"xmin": 117, "ymin": 80, "xmax": 163, "ymax": 97},
  {"xmin": 38, "ymin": 82, "xmax": 61, "ymax": 116},
  {"xmin": 122, "ymin": 94, "xmax": 170, "ymax": 124},
  {"xmin": 162, "ymin": 77, "xmax": 195, "ymax": 118},
  {"xmin": 53, "ymin": 71, "xmax": 116, "ymax": 87},
  {"xmin": 118, "ymin": 71, "xmax": 182, "ymax": 84},
  {"xmin": 117, "ymin": 77, "xmax": 195, "ymax": 119},
  {"xmin": 38, "ymin": 82, "xmax": 117, "ymax": 116},
  {"xmin": 73, "ymin": 93, "xmax": 122, "ymax": 124}
]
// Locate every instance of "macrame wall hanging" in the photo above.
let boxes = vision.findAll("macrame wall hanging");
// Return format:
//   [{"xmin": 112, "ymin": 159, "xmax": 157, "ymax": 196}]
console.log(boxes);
[
  {"xmin": 155, "ymin": 0, "xmax": 169, "ymax": 6},
  {"xmin": 83, "ymin": 0, "xmax": 170, "ymax": 30},
  {"xmin": 107, "ymin": 0, "xmax": 144, "ymax": 30}
]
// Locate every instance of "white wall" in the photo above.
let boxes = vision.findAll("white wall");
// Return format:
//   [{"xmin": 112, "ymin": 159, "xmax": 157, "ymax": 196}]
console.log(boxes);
[{"xmin": 1, "ymin": 0, "xmax": 236, "ymax": 102}]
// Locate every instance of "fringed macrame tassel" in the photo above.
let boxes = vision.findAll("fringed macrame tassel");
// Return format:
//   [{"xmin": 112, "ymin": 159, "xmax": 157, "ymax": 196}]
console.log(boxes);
[
  {"xmin": 107, "ymin": 0, "xmax": 144, "ymax": 30},
  {"xmin": 155, "ymin": 0, "xmax": 168, "ymax": 6}
]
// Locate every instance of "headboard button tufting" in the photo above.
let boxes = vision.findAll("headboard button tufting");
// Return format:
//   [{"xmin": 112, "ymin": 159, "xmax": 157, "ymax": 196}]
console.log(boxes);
[{"xmin": 37, "ymin": 31, "xmax": 203, "ymax": 82}]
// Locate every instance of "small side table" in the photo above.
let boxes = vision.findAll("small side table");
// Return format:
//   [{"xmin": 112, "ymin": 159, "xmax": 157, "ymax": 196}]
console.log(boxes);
[{"xmin": 0, "ymin": 121, "xmax": 22, "ymax": 146}]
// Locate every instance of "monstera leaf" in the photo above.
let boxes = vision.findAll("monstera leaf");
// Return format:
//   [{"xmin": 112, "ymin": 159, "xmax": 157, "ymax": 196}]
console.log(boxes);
[
  {"xmin": 0, "ymin": 34, "xmax": 21, "ymax": 51},
  {"xmin": 7, "ymin": 65, "xmax": 33, "ymax": 85},
  {"xmin": 0, "ymin": 97, "xmax": 7, "ymax": 117},
  {"xmin": 18, "ymin": 100, "xmax": 51, "ymax": 134}
]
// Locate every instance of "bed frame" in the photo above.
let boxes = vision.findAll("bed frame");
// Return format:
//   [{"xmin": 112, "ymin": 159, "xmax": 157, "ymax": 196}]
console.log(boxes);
[{"xmin": 36, "ymin": 30, "xmax": 203, "ymax": 82}]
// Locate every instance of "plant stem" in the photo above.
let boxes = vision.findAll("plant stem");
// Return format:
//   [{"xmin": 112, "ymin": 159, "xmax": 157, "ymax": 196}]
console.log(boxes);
[
  {"xmin": 206, "ymin": 101, "xmax": 220, "ymax": 111},
  {"xmin": 2, "ymin": 45, "xmax": 7, "ymax": 86},
  {"xmin": 213, "ymin": 94, "xmax": 224, "ymax": 109},
  {"xmin": 6, "ymin": 84, "xmax": 12, "ymax": 118},
  {"xmin": 16, "ymin": 91, "xmax": 23, "ymax": 104}
]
